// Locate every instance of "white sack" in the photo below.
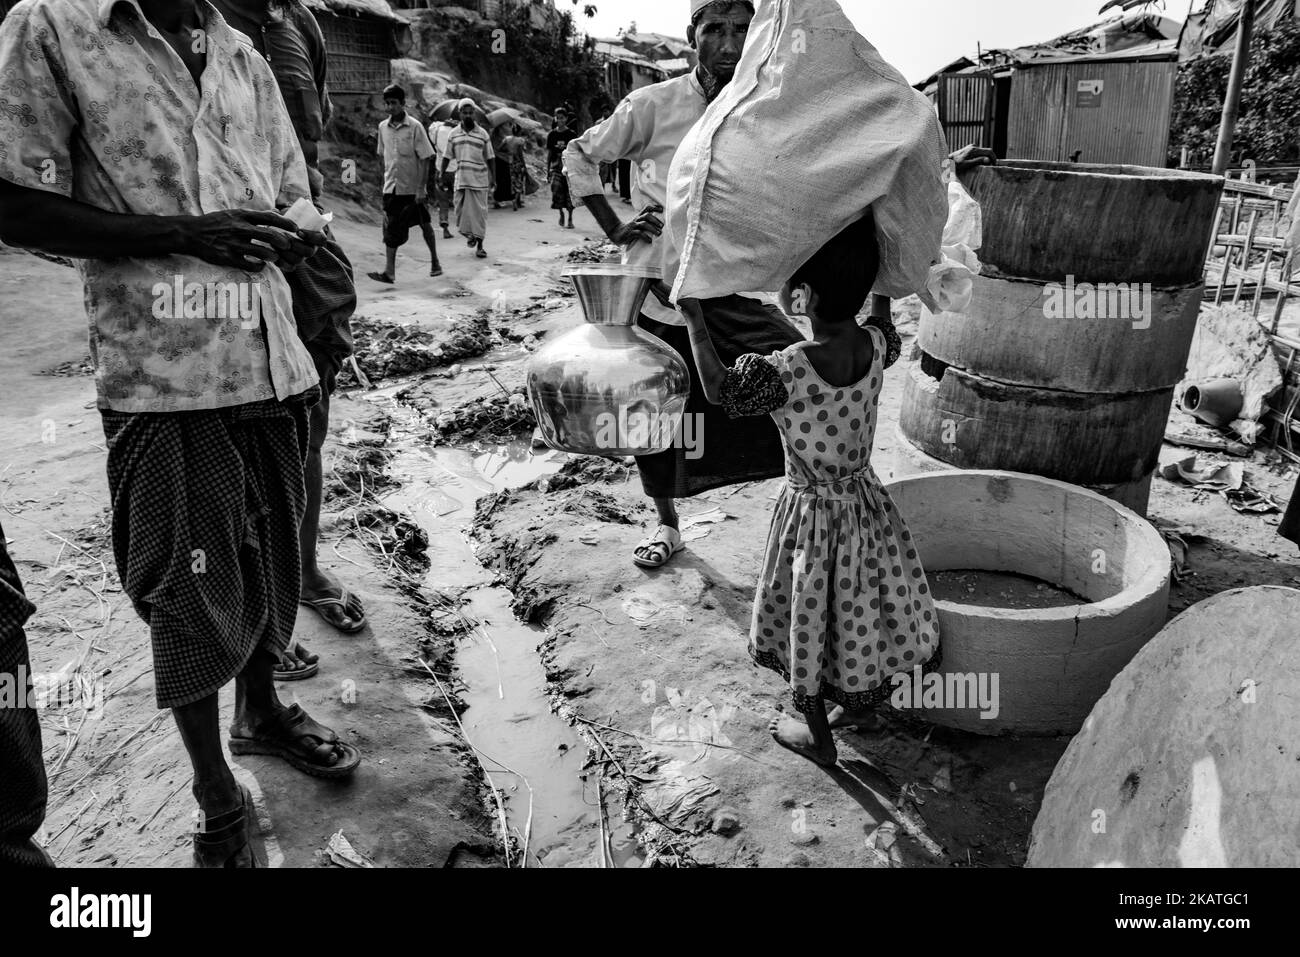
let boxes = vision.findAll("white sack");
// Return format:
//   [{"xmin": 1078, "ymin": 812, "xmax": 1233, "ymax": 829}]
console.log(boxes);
[{"xmin": 667, "ymin": 0, "xmax": 949, "ymax": 305}]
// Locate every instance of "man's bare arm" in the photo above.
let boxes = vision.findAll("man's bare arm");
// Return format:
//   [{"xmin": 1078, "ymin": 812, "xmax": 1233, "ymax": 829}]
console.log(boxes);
[
  {"xmin": 579, "ymin": 192, "xmax": 662, "ymax": 246},
  {"xmin": 0, "ymin": 179, "xmax": 320, "ymax": 269}
]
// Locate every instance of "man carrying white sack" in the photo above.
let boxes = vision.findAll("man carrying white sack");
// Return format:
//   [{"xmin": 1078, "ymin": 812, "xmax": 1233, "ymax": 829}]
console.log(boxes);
[{"xmin": 563, "ymin": 0, "xmax": 808, "ymax": 569}]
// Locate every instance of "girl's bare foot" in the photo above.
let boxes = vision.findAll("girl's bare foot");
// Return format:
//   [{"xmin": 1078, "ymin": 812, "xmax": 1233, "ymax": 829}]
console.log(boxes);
[
  {"xmin": 826, "ymin": 704, "xmax": 885, "ymax": 731},
  {"xmin": 769, "ymin": 714, "xmax": 837, "ymax": 767}
]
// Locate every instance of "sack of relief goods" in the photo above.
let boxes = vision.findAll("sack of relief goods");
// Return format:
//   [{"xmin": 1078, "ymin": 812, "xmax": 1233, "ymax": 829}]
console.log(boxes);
[{"xmin": 667, "ymin": 0, "xmax": 964, "ymax": 309}]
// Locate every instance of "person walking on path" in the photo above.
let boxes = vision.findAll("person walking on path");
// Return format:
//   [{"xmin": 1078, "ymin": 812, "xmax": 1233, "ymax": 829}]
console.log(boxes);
[
  {"xmin": 500, "ymin": 123, "xmax": 530, "ymax": 212},
  {"xmin": 563, "ymin": 0, "xmax": 803, "ymax": 570},
  {"xmin": 548, "ymin": 108, "xmax": 577, "ymax": 229},
  {"xmin": 211, "ymin": 0, "xmax": 367, "ymax": 677},
  {"xmin": 0, "ymin": 0, "xmax": 362, "ymax": 868},
  {"xmin": 442, "ymin": 98, "xmax": 496, "ymax": 260},
  {"xmin": 431, "ymin": 117, "xmax": 458, "ymax": 239},
  {"xmin": 369, "ymin": 83, "xmax": 442, "ymax": 284}
]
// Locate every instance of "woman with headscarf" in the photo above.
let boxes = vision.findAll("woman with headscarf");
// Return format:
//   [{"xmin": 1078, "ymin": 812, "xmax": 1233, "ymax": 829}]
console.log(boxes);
[{"xmin": 441, "ymin": 97, "xmax": 496, "ymax": 259}]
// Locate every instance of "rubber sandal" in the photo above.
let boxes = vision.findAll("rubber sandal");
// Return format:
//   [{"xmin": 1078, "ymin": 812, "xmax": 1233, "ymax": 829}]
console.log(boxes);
[
  {"xmin": 633, "ymin": 524, "xmax": 684, "ymax": 569},
  {"xmin": 273, "ymin": 640, "xmax": 319, "ymax": 682},
  {"xmin": 300, "ymin": 587, "xmax": 367, "ymax": 634},
  {"xmin": 229, "ymin": 704, "xmax": 362, "ymax": 779},
  {"xmin": 193, "ymin": 784, "xmax": 259, "ymax": 868},
  {"xmin": 476, "ymin": 247, "xmax": 488, "ymax": 258},
  {"xmin": 367, "ymin": 271, "xmax": 394, "ymax": 284}
]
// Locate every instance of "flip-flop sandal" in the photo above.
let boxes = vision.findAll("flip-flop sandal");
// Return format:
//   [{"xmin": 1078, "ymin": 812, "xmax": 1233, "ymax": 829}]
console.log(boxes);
[
  {"xmin": 273, "ymin": 640, "xmax": 319, "ymax": 682},
  {"xmin": 229, "ymin": 703, "xmax": 362, "ymax": 779},
  {"xmin": 633, "ymin": 524, "xmax": 684, "ymax": 569},
  {"xmin": 193, "ymin": 784, "xmax": 259, "ymax": 868},
  {"xmin": 300, "ymin": 588, "xmax": 367, "ymax": 634},
  {"xmin": 367, "ymin": 271, "xmax": 394, "ymax": 284},
  {"xmin": 476, "ymin": 248, "xmax": 488, "ymax": 258}
]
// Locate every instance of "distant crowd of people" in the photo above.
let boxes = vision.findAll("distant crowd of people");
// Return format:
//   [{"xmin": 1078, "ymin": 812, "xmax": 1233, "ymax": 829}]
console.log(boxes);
[{"xmin": 368, "ymin": 86, "xmax": 608, "ymax": 284}]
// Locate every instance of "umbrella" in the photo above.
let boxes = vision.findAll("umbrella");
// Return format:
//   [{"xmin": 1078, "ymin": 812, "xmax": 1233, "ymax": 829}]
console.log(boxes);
[
  {"xmin": 430, "ymin": 98, "xmax": 488, "ymax": 124},
  {"xmin": 486, "ymin": 107, "xmax": 527, "ymax": 129}
]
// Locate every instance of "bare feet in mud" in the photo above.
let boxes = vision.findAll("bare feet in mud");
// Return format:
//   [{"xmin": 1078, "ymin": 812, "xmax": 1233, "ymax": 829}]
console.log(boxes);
[
  {"xmin": 826, "ymin": 705, "xmax": 885, "ymax": 731},
  {"xmin": 769, "ymin": 714, "xmax": 838, "ymax": 767}
]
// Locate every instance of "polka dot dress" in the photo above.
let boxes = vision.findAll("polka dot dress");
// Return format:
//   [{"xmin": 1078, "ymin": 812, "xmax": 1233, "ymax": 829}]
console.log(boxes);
[{"xmin": 719, "ymin": 326, "xmax": 941, "ymax": 715}]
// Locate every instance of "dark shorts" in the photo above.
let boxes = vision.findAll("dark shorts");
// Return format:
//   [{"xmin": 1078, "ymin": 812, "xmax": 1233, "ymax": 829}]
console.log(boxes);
[
  {"xmin": 635, "ymin": 295, "xmax": 803, "ymax": 499},
  {"xmin": 382, "ymin": 193, "xmax": 431, "ymax": 248},
  {"xmin": 0, "ymin": 522, "xmax": 50, "ymax": 868},
  {"xmin": 101, "ymin": 390, "xmax": 318, "ymax": 709}
]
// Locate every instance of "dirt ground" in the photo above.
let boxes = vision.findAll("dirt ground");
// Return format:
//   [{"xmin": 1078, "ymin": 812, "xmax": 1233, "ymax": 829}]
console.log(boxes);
[{"xmin": 3, "ymin": 183, "xmax": 1297, "ymax": 867}]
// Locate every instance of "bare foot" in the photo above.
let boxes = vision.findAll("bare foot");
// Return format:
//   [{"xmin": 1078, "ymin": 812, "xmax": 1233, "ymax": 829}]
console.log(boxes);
[
  {"xmin": 769, "ymin": 714, "xmax": 837, "ymax": 767},
  {"xmin": 826, "ymin": 705, "xmax": 886, "ymax": 731}
]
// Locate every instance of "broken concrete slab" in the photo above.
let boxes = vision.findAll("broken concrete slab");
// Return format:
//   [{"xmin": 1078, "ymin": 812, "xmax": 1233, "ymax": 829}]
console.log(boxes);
[{"xmin": 1027, "ymin": 586, "xmax": 1300, "ymax": 867}]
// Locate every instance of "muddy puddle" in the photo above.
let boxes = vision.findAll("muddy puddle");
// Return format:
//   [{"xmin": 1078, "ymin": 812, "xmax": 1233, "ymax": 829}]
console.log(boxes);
[{"xmin": 370, "ymin": 387, "xmax": 643, "ymax": 867}]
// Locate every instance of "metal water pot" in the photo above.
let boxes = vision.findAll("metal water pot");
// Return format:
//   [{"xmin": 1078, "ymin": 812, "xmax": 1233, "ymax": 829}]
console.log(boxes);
[{"xmin": 527, "ymin": 265, "xmax": 690, "ymax": 456}]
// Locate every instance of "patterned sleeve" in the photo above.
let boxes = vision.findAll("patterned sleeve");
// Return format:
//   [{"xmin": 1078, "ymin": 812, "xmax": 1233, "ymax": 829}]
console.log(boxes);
[
  {"xmin": 0, "ymin": 4, "xmax": 79, "ymax": 197},
  {"xmin": 864, "ymin": 314, "xmax": 902, "ymax": 369},
  {"xmin": 719, "ymin": 353, "xmax": 790, "ymax": 419}
]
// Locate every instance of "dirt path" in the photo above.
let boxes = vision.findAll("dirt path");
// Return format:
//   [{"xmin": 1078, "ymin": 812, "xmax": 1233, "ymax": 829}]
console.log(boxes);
[
  {"xmin": 0, "ymin": 193, "xmax": 602, "ymax": 867},
  {"xmin": 5, "ymin": 184, "xmax": 1297, "ymax": 867}
]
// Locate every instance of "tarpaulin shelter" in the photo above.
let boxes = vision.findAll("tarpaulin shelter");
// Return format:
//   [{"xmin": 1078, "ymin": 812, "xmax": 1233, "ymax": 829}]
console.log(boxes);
[{"xmin": 1179, "ymin": 0, "xmax": 1300, "ymax": 58}]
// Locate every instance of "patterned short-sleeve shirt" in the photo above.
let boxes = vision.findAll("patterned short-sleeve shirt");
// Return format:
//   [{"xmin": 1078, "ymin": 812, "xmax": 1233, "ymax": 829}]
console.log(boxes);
[{"xmin": 0, "ymin": 0, "xmax": 317, "ymax": 413}]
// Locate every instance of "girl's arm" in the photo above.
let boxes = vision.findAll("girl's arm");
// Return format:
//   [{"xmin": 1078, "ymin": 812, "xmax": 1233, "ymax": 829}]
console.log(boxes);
[{"xmin": 679, "ymin": 298, "xmax": 728, "ymax": 404}]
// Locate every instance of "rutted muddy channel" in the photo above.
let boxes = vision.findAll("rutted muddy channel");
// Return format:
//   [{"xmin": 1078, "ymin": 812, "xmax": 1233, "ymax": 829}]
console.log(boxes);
[{"xmin": 365, "ymin": 377, "xmax": 645, "ymax": 867}]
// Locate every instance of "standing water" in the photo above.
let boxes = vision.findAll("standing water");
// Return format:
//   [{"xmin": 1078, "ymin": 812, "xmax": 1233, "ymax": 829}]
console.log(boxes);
[{"xmin": 375, "ymin": 395, "xmax": 643, "ymax": 867}]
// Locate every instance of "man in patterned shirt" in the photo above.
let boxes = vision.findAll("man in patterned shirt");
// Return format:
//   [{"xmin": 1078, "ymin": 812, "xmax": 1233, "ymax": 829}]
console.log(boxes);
[{"xmin": 0, "ymin": 0, "xmax": 362, "ymax": 867}]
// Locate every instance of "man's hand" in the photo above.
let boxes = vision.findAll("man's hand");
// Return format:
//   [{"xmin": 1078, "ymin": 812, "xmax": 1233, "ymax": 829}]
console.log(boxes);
[
  {"xmin": 610, "ymin": 202, "xmax": 663, "ymax": 247},
  {"xmin": 949, "ymin": 145, "xmax": 997, "ymax": 176},
  {"xmin": 181, "ymin": 209, "xmax": 320, "ymax": 271},
  {"xmin": 415, "ymin": 186, "xmax": 428, "ymax": 204}
]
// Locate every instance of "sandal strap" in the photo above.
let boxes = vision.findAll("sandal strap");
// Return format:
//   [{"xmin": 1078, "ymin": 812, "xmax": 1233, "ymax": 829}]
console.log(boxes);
[
  {"xmin": 639, "ymin": 524, "xmax": 681, "ymax": 549},
  {"xmin": 279, "ymin": 704, "xmax": 339, "ymax": 748}
]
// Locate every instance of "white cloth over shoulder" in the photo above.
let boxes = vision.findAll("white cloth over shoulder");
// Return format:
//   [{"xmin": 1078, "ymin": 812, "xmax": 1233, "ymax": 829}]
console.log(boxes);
[
  {"xmin": 667, "ymin": 0, "xmax": 954, "ymax": 310},
  {"xmin": 926, "ymin": 164, "xmax": 984, "ymax": 314}
]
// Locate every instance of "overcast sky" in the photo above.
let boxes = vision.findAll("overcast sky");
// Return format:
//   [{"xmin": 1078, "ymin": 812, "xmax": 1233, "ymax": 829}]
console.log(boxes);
[{"xmin": 570, "ymin": 0, "xmax": 1193, "ymax": 84}]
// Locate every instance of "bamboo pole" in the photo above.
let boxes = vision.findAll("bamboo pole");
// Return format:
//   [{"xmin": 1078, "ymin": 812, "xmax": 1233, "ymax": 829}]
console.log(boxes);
[{"xmin": 1212, "ymin": 0, "xmax": 1258, "ymax": 176}]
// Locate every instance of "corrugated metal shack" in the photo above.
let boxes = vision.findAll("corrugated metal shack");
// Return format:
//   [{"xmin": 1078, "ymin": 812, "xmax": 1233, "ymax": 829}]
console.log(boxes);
[
  {"xmin": 1006, "ymin": 48, "xmax": 1179, "ymax": 167},
  {"xmin": 920, "ymin": 9, "xmax": 1183, "ymax": 166}
]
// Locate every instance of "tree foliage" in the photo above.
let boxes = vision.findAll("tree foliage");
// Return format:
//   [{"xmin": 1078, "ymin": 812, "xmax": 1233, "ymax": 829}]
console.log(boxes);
[
  {"xmin": 440, "ymin": 5, "xmax": 608, "ymax": 123},
  {"xmin": 1169, "ymin": 18, "xmax": 1300, "ymax": 168}
]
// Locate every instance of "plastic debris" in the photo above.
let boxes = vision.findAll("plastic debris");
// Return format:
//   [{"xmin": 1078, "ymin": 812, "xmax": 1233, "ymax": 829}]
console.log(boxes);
[
  {"xmin": 325, "ymin": 830, "xmax": 373, "ymax": 868},
  {"xmin": 1159, "ymin": 455, "xmax": 1280, "ymax": 514}
]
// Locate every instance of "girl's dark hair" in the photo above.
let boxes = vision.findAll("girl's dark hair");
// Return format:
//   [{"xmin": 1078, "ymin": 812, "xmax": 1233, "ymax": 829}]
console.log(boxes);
[{"xmin": 789, "ymin": 212, "xmax": 880, "ymax": 324}]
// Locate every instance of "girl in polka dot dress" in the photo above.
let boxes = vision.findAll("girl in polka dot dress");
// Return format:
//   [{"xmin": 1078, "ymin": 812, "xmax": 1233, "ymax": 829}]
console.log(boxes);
[{"xmin": 678, "ymin": 214, "xmax": 941, "ymax": 766}]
